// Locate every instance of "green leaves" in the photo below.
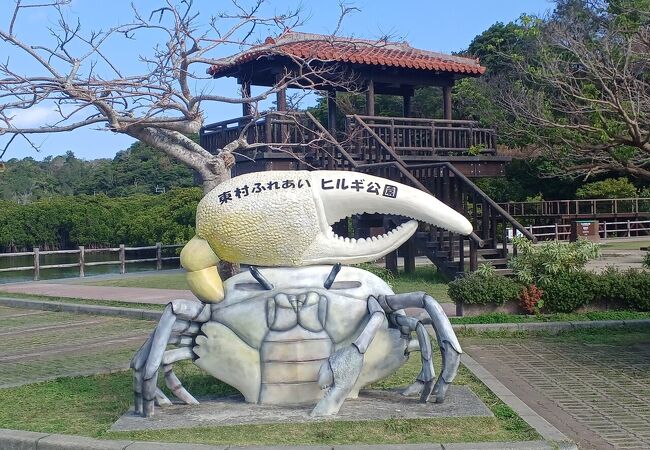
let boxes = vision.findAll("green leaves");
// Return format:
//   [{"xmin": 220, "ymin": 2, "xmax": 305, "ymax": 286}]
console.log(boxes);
[
  {"xmin": 575, "ymin": 177, "xmax": 638, "ymax": 198},
  {"xmin": 509, "ymin": 237, "xmax": 601, "ymax": 285},
  {"xmin": 0, "ymin": 188, "xmax": 202, "ymax": 251}
]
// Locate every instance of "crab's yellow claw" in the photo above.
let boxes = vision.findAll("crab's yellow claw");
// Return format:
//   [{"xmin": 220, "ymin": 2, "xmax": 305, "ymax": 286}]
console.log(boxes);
[
  {"xmin": 180, "ymin": 236, "xmax": 224, "ymax": 303},
  {"xmin": 182, "ymin": 170, "xmax": 473, "ymax": 302}
]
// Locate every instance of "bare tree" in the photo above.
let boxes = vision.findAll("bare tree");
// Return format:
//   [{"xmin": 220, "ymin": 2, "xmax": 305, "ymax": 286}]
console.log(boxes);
[
  {"xmin": 0, "ymin": 0, "xmax": 357, "ymax": 193},
  {"xmin": 497, "ymin": 0, "xmax": 650, "ymax": 181}
]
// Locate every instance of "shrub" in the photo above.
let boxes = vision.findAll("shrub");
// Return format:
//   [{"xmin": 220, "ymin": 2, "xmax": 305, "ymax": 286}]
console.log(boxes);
[
  {"xmin": 353, "ymin": 263, "xmax": 396, "ymax": 287},
  {"xmin": 510, "ymin": 236, "xmax": 600, "ymax": 284},
  {"xmin": 519, "ymin": 284, "xmax": 544, "ymax": 315},
  {"xmin": 538, "ymin": 271, "xmax": 596, "ymax": 313},
  {"xmin": 595, "ymin": 268, "xmax": 650, "ymax": 311},
  {"xmin": 644, "ymin": 252, "xmax": 650, "ymax": 269},
  {"xmin": 575, "ymin": 177, "xmax": 638, "ymax": 199},
  {"xmin": 448, "ymin": 273, "xmax": 522, "ymax": 306}
]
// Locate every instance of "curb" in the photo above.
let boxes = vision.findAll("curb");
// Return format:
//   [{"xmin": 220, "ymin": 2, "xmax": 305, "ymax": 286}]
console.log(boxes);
[
  {"xmin": 452, "ymin": 318, "xmax": 650, "ymax": 333},
  {"xmin": 0, "ymin": 429, "xmax": 569, "ymax": 450},
  {"xmin": 0, "ymin": 296, "xmax": 161, "ymax": 320},
  {"xmin": 3, "ymin": 296, "xmax": 650, "ymax": 332}
]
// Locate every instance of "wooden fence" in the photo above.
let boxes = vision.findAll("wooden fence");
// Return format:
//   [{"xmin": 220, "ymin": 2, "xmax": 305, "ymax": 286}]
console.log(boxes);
[
  {"xmin": 500, "ymin": 198, "xmax": 650, "ymax": 218},
  {"xmin": 515, "ymin": 219, "xmax": 650, "ymax": 242},
  {"xmin": 0, "ymin": 243, "xmax": 183, "ymax": 281}
]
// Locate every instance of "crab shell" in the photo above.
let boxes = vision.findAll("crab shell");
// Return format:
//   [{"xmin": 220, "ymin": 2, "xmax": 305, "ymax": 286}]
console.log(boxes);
[
  {"xmin": 193, "ymin": 265, "xmax": 407, "ymax": 405},
  {"xmin": 181, "ymin": 170, "xmax": 473, "ymax": 303}
]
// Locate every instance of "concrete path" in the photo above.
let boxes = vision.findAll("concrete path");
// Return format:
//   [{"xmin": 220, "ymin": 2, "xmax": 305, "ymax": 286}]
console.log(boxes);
[
  {"xmin": 0, "ymin": 282, "xmax": 197, "ymax": 304},
  {"xmin": 464, "ymin": 332, "xmax": 650, "ymax": 450}
]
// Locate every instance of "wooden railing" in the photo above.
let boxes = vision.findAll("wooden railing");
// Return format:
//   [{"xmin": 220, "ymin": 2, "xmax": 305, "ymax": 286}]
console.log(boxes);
[
  {"xmin": 201, "ymin": 112, "xmax": 350, "ymax": 170},
  {"xmin": 0, "ymin": 243, "xmax": 183, "ymax": 281},
  {"xmin": 345, "ymin": 115, "xmax": 497, "ymax": 158},
  {"xmin": 200, "ymin": 113, "xmax": 499, "ymax": 164},
  {"xmin": 522, "ymin": 220, "xmax": 650, "ymax": 241},
  {"xmin": 500, "ymin": 198, "xmax": 650, "ymax": 218}
]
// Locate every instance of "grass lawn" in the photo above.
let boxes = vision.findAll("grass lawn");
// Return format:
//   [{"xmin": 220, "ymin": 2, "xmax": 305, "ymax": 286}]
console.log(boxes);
[
  {"xmin": 0, "ymin": 353, "xmax": 538, "ymax": 445},
  {"xmin": 82, "ymin": 264, "xmax": 453, "ymax": 302},
  {"xmin": 600, "ymin": 238, "xmax": 650, "ymax": 251}
]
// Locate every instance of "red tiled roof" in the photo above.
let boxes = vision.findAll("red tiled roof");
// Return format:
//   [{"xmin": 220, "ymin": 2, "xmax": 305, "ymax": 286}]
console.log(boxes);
[{"xmin": 208, "ymin": 31, "xmax": 485, "ymax": 77}]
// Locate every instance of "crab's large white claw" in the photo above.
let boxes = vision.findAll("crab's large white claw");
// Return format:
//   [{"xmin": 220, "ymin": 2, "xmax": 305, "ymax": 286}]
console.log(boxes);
[
  {"xmin": 185, "ymin": 170, "xmax": 472, "ymax": 291},
  {"xmin": 302, "ymin": 171, "xmax": 472, "ymax": 264}
]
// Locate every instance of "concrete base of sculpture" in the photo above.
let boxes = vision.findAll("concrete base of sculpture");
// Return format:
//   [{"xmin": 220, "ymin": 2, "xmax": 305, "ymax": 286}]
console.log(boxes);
[{"xmin": 112, "ymin": 386, "xmax": 492, "ymax": 432}]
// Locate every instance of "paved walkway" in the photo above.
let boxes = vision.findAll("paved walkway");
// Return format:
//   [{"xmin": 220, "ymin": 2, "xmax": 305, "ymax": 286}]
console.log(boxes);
[
  {"xmin": 0, "ymin": 282, "xmax": 197, "ymax": 304},
  {"xmin": 0, "ymin": 305, "xmax": 151, "ymax": 387},
  {"xmin": 464, "ymin": 333, "xmax": 650, "ymax": 450}
]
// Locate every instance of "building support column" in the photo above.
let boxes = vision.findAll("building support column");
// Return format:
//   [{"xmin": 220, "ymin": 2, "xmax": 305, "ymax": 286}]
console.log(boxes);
[
  {"xmin": 442, "ymin": 85, "xmax": 452, "ymax": 120},
  {"xmin": 276, "ymin": 74, "xmax": 287, "ymax": 112},
  {"xmin": 327, "ymin": 90, "xmax": 337, "ymax": 135},
  {"xmin": 366, "ymin": 79, "xmax": 375, "ymax": 116},
  {"xmin": 403, "ymin": 92, "xmax": 412, "ymax": 118},
  {"xmin": 241, "ymin": 80, "xmax": 252, "ymax": 117}
]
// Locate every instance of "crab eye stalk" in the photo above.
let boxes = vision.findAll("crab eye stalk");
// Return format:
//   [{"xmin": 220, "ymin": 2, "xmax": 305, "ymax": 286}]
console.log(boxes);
[
  {"xmin": 323, "ymin": 263, "xmax": 342, "ymax": 289},
  {"xmin": 249, "ymin": 266, "xmax": 274, "ymax": 290}
]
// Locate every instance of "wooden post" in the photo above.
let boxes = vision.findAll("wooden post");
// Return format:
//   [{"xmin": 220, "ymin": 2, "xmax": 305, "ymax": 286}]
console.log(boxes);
[
  {"xmin": 327, "ymin": 90, "xmax": 337, "ymax": 134},
  {"xmin": 458, "ymin": 235, "xmax": 465, "ymax": 274},
  {"xmin": 79, "ymin": 246, "xmax": 85, "ymax": 278},
  {"xmin": 469, "ymin": 239, "xmax": 478, "ymax": 272},
  {"xmin": 442, "ymin": 85, "xmax": 452, "ymax": 120},
  {"xmin": 119, "ymin": 244, "xmax": 126, "ymax": 274},
  {"xmin": 403, "ymin": 92, "xmax": 412, "ymax": 117},
  {"xmin": 33, "ymin": 247, "xmax": 40, "ymax": 281},
  {"xmin": 554, "ymin": 224, "xmax": 559, "ymax": 241},
  {"xmin": 385, "ymin": 250, "xmax": 398, "ymax": 275},
  {"xmin": 627, "ymin": 220, "xmax": 631, "ymax": 238},
  {"xmin": 403, "ymin": 238, "xmax": 416, "ymax": 274},
  {"xmin": 156, "ymin": 242, "xmax": 162, "ymax": 271},
  {"xmin": 241, "ymin": 80, "xmax": 252, "ymax": 117},
  {"xmin": 366, "ymin": 79, "xmax": 375, "ymax": 116},
  {"xmin": 276, "ymin": 74, "xmax": 287, "ymax": 112}
]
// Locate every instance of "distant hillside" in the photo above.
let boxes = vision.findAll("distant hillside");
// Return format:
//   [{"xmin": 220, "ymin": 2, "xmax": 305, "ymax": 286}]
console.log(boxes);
[{"xmin": 0, "ymin": 142, "xmax": 194, "ymax": 203}]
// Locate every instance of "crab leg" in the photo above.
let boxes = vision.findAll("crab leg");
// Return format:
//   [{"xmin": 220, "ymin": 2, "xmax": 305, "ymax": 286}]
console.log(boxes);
[
  {"xmin": 390, "ymin": 314, "xmax": 436, "ymax": 402},
  {"xmin": 378, "ymin": 292, "xmax": 462, "ymax": 403},
  {"xmin": 130, "ymin": 299, "xmax": 210, "ymax": 417},
  {"xmin": 311, "ymin": 296, "xmax": 386, "ymax": 417}
]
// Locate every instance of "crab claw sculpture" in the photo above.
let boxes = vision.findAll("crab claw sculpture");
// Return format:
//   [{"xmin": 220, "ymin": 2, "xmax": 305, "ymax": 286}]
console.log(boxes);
[{"xmin": 132, "ymin": 170, "xmax": 470, "ymax": 418}]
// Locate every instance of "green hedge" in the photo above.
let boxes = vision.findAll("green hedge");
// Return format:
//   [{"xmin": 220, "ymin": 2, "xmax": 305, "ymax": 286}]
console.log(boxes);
[
  {"xmin": 448, "ymin": 269, "xmax": 650, "ymax": 313},
  {"xmin": 537, "ymin": 271, "xmax": 595, "ymax": 313},
  {"xmin": 0, "ymin": 188, "xmax": 202, "ymax": 251},
  {"xmin": 448, "ymin": 273, "xmax": 522, "ymax": 306}
]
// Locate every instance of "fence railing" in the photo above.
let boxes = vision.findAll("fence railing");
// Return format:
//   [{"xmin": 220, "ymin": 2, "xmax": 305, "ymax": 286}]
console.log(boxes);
[
  {"xmin": 515, "ymin": 219, "xmax": 650, "ymax": 242},
  {"xmin": 500, "ymin": 198, "xmax": 650, "ymax": 218},
  {"xmin": 0, "ymin": 243, "xmax": 183, "ymax": 281},
  {"xmin": 345, "ymin": 115, "xmax": 497, "ymax": 158}
]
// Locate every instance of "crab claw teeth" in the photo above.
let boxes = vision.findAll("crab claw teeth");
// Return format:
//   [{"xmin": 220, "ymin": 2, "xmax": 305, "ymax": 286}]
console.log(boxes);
[{"xmin": 301, "ymin": 171, "xmax": 472, "ymax": 265}]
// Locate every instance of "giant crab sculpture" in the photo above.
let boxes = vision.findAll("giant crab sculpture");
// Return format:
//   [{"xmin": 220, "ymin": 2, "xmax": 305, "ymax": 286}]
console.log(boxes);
[{"xmin": 131, "ymin": 170, "xmax": 472, "ymax": 417}]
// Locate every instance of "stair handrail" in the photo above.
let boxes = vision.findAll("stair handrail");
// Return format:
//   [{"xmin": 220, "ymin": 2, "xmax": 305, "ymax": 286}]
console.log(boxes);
[
  {"xmin": 351, "ymin": 114, "xmax": 409, "ymax": 167},
  {"xmin": 303, "ymin": 111, "xmax": 359, "ymax": 168},
  {"xmin": 408, "ymin": 162, "xmax": 538, "ymax": 243}
]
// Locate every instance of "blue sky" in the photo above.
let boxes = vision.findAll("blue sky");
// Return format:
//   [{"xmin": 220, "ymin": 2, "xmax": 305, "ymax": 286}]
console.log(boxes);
[{"xmin": 1, "ymin": 0, "xmax": 553, "ymax": 161}]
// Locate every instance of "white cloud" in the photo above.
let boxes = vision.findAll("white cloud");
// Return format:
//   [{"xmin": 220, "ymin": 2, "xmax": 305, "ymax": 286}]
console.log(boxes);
[{"xmin": 9, "ymin": 106, "xmax": 62, "ymax": 129}]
